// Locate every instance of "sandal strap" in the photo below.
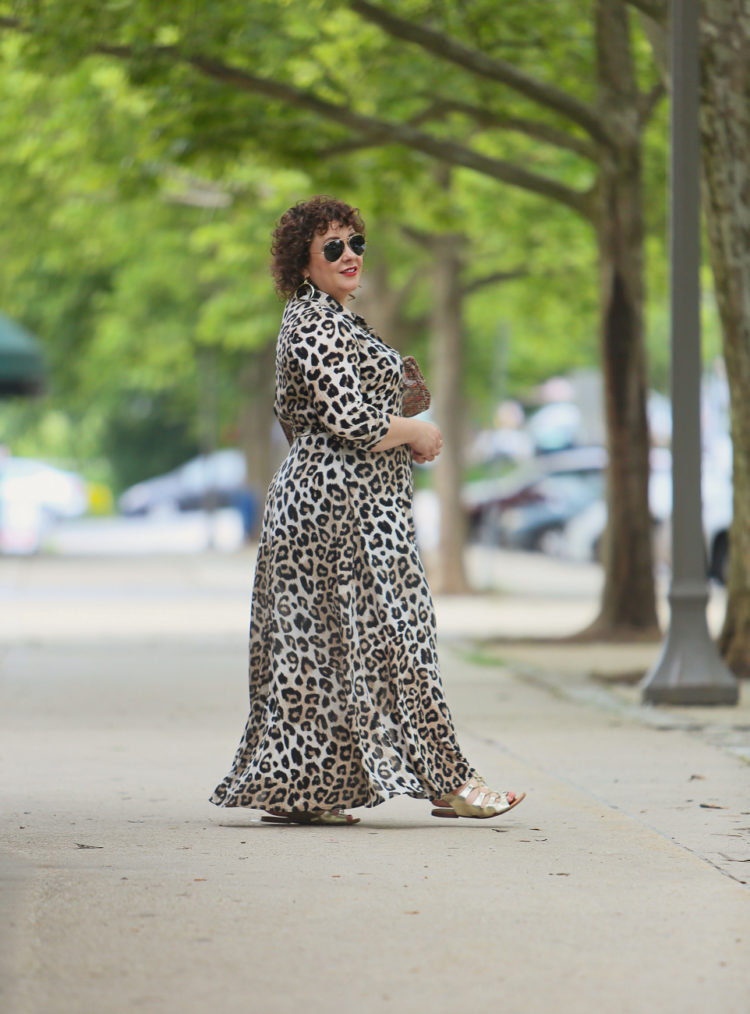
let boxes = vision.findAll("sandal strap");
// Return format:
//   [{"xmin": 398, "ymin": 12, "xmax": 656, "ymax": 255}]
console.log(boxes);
[
  {"xmin": 458, "ymin": 779, "xmax": 491, "ymax": 808},
  {"xmin": 458, "ymin": 778, "xmax": 483, "ymax": 801},
  {"xmin": 486, "ymin": 792, "xmax": 512, "ymax": 812},
  {"xmin": 454, "ymin": 782, "xmax": 515, "ymax": 814}
]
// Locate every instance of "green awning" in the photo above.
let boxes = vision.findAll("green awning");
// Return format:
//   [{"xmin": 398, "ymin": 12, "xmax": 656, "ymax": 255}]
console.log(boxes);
[{"xmin": 0, "ymin": 312, "xmax": 46, "ymax": 396}]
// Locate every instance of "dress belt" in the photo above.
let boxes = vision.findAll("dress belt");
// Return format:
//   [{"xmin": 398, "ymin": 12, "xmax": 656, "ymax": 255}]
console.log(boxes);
[
  {"xmin": 291, "ymin": 425, "xmax": 327, "ymax": 438},
  {"xmin": 290, "ymin": 426, "xmax": 344, "ymax": 449}
]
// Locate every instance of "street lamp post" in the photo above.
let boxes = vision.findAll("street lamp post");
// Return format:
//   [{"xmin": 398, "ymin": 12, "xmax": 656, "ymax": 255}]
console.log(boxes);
[{"xmin": 641, "ymin": 0, "xmax": 738, "ymax": 705}]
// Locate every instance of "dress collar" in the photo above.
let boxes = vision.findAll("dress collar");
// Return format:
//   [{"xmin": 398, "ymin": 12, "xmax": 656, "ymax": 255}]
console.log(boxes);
[
  {"xmin": 290, "ymin": 285, "xmax": 396, "ymax": 352},
  {"xmin": 292, "ymin": 283, "xmax": 356, "ymax": 319}
]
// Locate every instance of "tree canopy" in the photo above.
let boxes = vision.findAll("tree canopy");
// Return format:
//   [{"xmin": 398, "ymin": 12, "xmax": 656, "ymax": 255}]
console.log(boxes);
[{"xmin": 0, "ymin": 1, "xmax": 689, "ymax": 488}]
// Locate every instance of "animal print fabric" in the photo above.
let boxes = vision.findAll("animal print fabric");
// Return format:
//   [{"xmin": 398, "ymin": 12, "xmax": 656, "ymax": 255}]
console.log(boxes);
[{"xmin": 210, "ymin": 288, "xmax": 478, "ymax": 812}]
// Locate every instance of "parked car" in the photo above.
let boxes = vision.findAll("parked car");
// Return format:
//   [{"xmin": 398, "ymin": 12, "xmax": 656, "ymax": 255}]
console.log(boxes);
[
  {"xmin": 119, "ymin": 449, "xmax": 246, "ymax": 515},
  {"xmin": 556, "ymin": 448, "xmax": 733, "ymax": 582},
  {"xmin": 117, "ymin": 470, "xmax": 184, "ymax": 516},
  {"xmin": 463, "ymin": 446, "xmax": 608, "ymax": 547},
  {"xmin": 702, "ymin": 437, "xmax": 733, "ymax": 582},
  {"xmin": 493, "ymin": 471, "xmax": 605, "ymax": 552},
  {"xmin": 118, "ymin": 449, "xmax": 260, "ymax": 537},
  {"xmin": 0, "ymin": 456, "xmax": 87, "ymax": 518},
  {"xmin": 0, "ymin": 456, "xmax": 87, "ymax": 554}
]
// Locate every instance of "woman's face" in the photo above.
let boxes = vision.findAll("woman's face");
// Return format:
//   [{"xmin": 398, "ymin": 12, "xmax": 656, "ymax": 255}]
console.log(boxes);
[{"xmin": 305, "ymin": 221, "xmax": 363, "ymax": 305}]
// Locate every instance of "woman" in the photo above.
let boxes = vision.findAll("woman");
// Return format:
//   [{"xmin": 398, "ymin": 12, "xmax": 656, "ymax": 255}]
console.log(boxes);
[{"xmin": 210, "ymin": 196, "xmax": 525, "ymax": 825}]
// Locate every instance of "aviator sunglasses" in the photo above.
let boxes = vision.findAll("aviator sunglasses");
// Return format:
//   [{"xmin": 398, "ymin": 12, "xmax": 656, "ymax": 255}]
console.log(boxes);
[{"xmin": 316, "ymin": 233, "xmax": 366, "ymax": 262}]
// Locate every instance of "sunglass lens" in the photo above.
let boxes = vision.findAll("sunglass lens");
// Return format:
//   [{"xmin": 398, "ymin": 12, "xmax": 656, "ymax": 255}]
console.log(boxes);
[
  {"xmin": 321, "ymin": 235, "xmax": 366, "ymax": 261},
  {"xmin": 323, "ymin": 239, "xmax": 345, "ymax": 262},
  {"xmin": 349, "ymin": 234, "xmax": 366, "ymax": 256}
]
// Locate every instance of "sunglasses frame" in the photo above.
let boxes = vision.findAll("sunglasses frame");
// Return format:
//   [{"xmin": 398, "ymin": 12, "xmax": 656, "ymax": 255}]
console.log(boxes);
[{"xmin": 321, "ymin": 233, "xmax": 366, "ymax": 262}]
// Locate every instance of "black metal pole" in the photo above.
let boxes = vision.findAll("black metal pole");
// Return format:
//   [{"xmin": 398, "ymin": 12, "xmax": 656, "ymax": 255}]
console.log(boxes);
[{"xmin": 641, "ymin": 0, "xmax": 738, "ymax": 704}]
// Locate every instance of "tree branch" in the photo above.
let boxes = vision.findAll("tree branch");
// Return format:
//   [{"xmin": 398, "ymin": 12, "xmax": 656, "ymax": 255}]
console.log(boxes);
[
  {"xmin": 349, "ymin": 0, "xmax": 612, "ymax": 147},
  {"xmin": 387, "ymin": 261, "xmax": 426, "ymax": 319},
  {"xmin": 159, "ymin": 166, "xmax": 235, "ymax": 208},
  {"xmin": 416, "ymin": 99, "xmax": 598, "ymax": 161},
  {"xmin": 462, "ymin": 267, "xmax": 528, "ymax": 297},
  {"xmin": 625, "ymin": 0, "xmax": 668, "ymax": 24},
  {"xmin": 190, "ymin": 54, "xmax": 592, "ymax": 214},
  {"xmin": 401, "ymin": 225, "xmax": 436, "ymax": 248},
  {"xmin": 316, "ymin": 100, "xmax": 469, "ymax": 155},
  {"xmin": 637, "ymin": 80, "xmax": 666, "ymax": 125},
  {"xmin": 0, "ymin": 20, "xmax": 593, "ymax": 218},
  {"xmin": 313, "ymin": 137, "xmax": 392, "ymax": 159}
]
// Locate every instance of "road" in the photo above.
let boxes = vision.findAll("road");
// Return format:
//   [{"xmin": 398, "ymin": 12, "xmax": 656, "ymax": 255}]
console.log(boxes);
[{"xmin": 1, "ymin": 549, "xmax": 747, "ymax": 1014}]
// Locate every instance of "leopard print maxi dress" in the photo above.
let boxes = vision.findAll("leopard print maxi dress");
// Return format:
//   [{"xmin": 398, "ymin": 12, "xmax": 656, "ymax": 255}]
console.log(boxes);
[{"xmin": 210, "ymin": 288, "xmax": 478, "ymax": 812}]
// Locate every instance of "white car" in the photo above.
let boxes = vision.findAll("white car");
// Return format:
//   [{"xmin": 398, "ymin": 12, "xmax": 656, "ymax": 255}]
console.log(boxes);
[
  {"xmin": 557, "ymin": 448, "xmax": 733, "ymax": 582},
  {"xmin": 118, "ymin": 449, "xmax": 248, "ymax": 515},
  {"xmin": 0, "ymin": 457, "xmax": 87, "ymax": 518},
  {"xmin": 0, "ymin": 457, "xmax": 87, "ymax": 553}
]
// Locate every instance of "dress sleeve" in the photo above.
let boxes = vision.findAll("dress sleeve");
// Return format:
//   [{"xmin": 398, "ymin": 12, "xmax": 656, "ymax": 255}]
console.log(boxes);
[{"xmin": 292, "ymin": 308, "xmax": 391, "ymax": 449}]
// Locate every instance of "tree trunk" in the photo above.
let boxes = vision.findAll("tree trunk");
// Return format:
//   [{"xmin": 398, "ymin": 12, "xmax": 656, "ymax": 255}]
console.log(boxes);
[
  {"xmin": 700, "ymin": 1, "xmax": 750, "ymax": 676},
  {"xmin": 236, "ymin": 340, "xmax": 277, "ymax": 495},
  {"xmin": 429, "ymin": 232, "xmax": 470, "ymax": 594},
  {"xmin": 197, "ymin": 345, "xmax": 220, "ymax": 516},
  {"xmin": 587, "ymin": 0, "xmax": 659, "ymax": 636},
  {"xmin": 353, "ymin": 255, "xmax": 419, "ymax": 352}
]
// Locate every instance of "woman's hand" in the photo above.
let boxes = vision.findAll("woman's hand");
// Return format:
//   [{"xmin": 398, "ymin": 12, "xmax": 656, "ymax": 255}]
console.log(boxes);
[
  {"xmin": 409, "ymin": 420, "xmax": 443, "ymax": 462},
  {"xmin": 370, "ymin": 415, "xmax": 444, "ymax": 456}
]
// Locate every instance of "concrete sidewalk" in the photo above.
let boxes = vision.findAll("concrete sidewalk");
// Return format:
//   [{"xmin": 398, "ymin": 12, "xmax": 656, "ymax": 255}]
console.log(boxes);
[{"xmin": 1, "ymin": 553, "xmax": 748, "ymax": 1014}]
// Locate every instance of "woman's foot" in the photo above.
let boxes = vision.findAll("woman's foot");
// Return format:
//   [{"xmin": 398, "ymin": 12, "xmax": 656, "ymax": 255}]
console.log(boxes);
[
  {"xmin": 430, "ymin": 778, "xmax": 525, "ymax": 819},
  {"xmin": 431, "ymin": 784, "xmax": 518, "ymax": 808}
]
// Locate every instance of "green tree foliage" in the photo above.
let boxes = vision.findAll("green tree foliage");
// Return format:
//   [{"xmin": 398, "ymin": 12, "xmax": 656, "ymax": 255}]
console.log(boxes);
[
  {"xmin": 0, "ymin": 2, "xmax": 674, "ymax": 511},
  {"xmin": 0, "ymin": 39, "xmax": 316, "ymax": 487}
]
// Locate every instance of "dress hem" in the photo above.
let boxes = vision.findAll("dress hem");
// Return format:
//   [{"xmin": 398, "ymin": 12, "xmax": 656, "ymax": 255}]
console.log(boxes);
[{"xmin": 208, "ymin": 765, "xmax": 480, "ymax": 812}]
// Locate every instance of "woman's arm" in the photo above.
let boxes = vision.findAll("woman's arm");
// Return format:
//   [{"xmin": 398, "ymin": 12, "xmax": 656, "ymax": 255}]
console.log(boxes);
[
  {"xmin": 291, "ymin": 308, "xmax": 390, "ymax": 449},
  {"xmin": 289, "ymin": 304, "xmax": 443, "ymax": 458},
  {"xmin": 370, "ymin": 415, "xmax": 443, "ymax": 460}
]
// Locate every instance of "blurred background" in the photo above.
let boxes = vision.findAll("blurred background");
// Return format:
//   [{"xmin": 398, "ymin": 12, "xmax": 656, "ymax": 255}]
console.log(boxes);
[{"xmin": 0, "ymin": 1, "xmax": 744, "ymax": 662}]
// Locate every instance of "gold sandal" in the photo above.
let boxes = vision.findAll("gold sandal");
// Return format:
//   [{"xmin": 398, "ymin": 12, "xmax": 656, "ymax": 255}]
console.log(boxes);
[
  {"xmin": 261, "ymin": 809, "xmax": 360, "ymax": 826},
  {"xmin": 431, "ymin": 777, "xmax": 526, "ymax": 820}
]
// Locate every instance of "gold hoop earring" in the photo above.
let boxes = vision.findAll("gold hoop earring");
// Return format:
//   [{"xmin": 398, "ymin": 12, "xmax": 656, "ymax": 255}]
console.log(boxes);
[{"xmin": 296, "ymin": 278, "xmax": 316, "ymax": 301}]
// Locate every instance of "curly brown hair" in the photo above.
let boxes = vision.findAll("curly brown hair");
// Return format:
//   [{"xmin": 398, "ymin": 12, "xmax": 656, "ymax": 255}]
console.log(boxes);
[{"xmin": 270, "ymin": 196, "xmax": 366, "ymax": 300}]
